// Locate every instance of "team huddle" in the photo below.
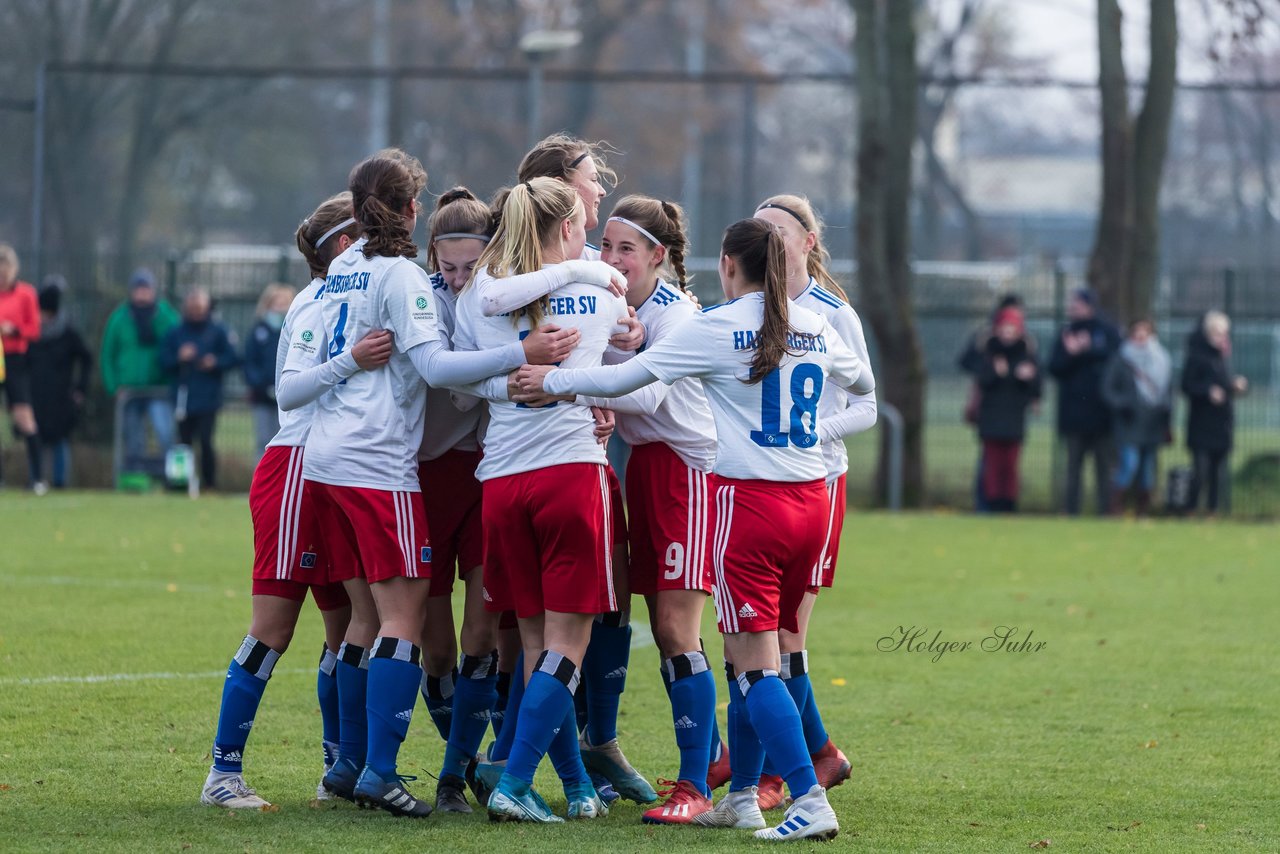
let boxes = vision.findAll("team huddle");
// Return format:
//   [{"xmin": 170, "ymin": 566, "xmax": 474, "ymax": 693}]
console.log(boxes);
[{"xmin": 200, "ymin": 135, "xmax": 877, "ymax": 843}]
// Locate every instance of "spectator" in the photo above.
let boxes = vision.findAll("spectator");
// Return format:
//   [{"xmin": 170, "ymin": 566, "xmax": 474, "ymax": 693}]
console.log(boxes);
[
  {"xmin": 160, "ymin": 288, "xmax": 239, "ymax": 490},
  {"xmin": 1100, "ymin": 319, "xmax": 1171, "ymax": 515},
  {"xmin": 958, "ymin": 293, "xmax": 1023, "ymax": 512},
  {"xmin": 243, "ymin": 283, "xmax": 296, "ymax": 461},
  {"xmin": 1049, "ymin": 287, "xmax": 1120, "ymax": 515},
  {"xmin": 27, "ymin": 278, "xmax": 93, "ymax": 490},
  {"xmin": 0, "ymin": 243, "xmax": 42, "ymax": 491},
  {"xmin": 1181, "ymin": 311, "xmax": 1247, "ymax": 516},
  {"xmin": 974, "ymin": 306, "xmax": 1041, "ymax": 512},
  {"xmin": 101, "ymin": 268, "xmax": 180, "ymax": 475}
]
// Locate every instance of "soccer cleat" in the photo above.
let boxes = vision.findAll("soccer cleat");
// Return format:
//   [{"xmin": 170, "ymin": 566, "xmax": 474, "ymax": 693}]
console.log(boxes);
[
  {"xmin": 565, "ymin": 779, "xmax": 609, "ymax": 819},
  {"xmin": 692, "ymin": 785, "xmax": 766, "ymax": 829},
  {"xmin": 706, "ymin": 740, "xmax": 732, "ymax": 791},
  {"xmin": 467, "ymin": 755, "xmax": 505, "ymax": 806},
  {"xmin": 487, "ymin": 774, "xmax": 565, "ymax": 823},
  {"xmin": 642, "ymin": 779, "xmax": 714, "ymax": 825},
  {"xmin": 579, "ymin": 734, "xmax": 657, "ymax": 803},
  {"xmin": 753, "ymin": 784, "xmax": 839, "ymax": 842},
  {"xmin": 321, "ymin": 757, "xmax": 361, "ymax": 803},
  {"xmin": 315, "ymin": 764, "xmax": 334, "ymax": 801},
  {"xmin": 200, "ymin": 768, "xmax": 272, "ymax": 810},
  {"xmin": 435, "ymin": 773, "xmax": 472, "ymax": 814},
  {"xmin": 353, "ymin": 767, "xmax": 432, "ymax": 818},
  {"xmin": 589, "ymin": 771, "xmax": 620, "ymax": 806},
  {"xmin": 811, "ymin": 738, "xmax": 852, "ymax": 791},
  {"xmin": 756, "ymin": 773, "xmax": 787, "ymax": 811}
]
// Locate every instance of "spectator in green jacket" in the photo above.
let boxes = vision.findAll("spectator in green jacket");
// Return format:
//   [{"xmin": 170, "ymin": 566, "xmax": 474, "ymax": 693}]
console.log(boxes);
[{"xmin": 100, "ymin": 268, "xmax": 180, "ymax": 472}]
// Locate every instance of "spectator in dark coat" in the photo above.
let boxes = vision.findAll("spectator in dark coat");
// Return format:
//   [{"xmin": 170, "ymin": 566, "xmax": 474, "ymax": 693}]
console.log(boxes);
[
  {"xmin": 1049, "ymin": 287, "xmax": 1121, "ymax": 515},
  {"xmin": 958, "ymin": 293, "xmax": 1023, "ymax": 512},
  {"xmin": 242, "ymin": 283, "xmax": 296, "ymax": 461},
  {"xmin": 27, "ymin": 279, "xmax": 93, "ymax": 489},
  {"xmin": 975, "ymin": 306, "xmax": 1042, "ymax": 512},
  {"xmin": 1101, "ymin": 319, "xmax": 1171, "ymax": 515},
  {"xmin": 160, "ymin": 289, "xmax": 239, "ymax": 489},
  {"xmin": 1181, "ymin": 311, "xmax": 1247, "ymax": 515}
]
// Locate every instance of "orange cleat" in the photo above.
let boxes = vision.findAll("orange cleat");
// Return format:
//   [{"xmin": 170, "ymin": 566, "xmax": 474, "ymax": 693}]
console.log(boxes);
[
  {"xmin": 641, "ymin": 779, "xmax": 713, "ymax": 825},
  {"xmin": 811, "ymin": 738, "xmax": 852, "ymax": 790},
  {"xmin": 755, "ymin": 773, "xmax": 787, "ymax": 811},
  {"xmin": 706, "ymin": 740, "xmax": 732, "ymax": 791}
]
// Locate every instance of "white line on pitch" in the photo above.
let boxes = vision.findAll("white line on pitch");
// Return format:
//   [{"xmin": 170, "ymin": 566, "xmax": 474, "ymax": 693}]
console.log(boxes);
[{"xmin": 0, "ymin": 667, "xmax": 314, "ymax": 687}]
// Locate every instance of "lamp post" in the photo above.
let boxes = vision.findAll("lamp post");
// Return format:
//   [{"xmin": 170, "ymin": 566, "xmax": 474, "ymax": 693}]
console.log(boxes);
[{"xmin": 519, "ymin": 29, "xmax": 581, "ymax": 150}]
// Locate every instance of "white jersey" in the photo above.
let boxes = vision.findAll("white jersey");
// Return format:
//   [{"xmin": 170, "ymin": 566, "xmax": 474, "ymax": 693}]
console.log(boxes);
[
  {"xmin": 292, "ymin": 238, "xmax": 440, "ymax": 491},
  {"xmin": 611, "ymin": 280, "xmax": 716, "ymax": 471},
  {"xmin": 418, "ymin": 273, "xmax": 482, "ymax": 461},
  {"xmin": 636, "ymin": 292, "xmax": 865, "ymax": 482},
  {"xmin": 267, "ymin": 279, "xmax": 325, "ymax": 449},
  {"xmin": 793, "ymin": 277, "xmax": 872, "ymax": 478},
  {"xmin": 455, "ymin": 265, "xmax": 628, "ymax": 482}
]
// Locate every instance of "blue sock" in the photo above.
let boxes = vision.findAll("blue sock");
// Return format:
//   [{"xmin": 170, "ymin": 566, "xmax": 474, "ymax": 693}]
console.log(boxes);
[
  {"xmin": 505, "ymin": 652, "xmax": 579, "ymax": 786},
  {"xmin": 782, "ymin": 650, "xmax": 829, "ymax": 753},
  {"xmin": 666, "ymin": 652, "xmax": 716, "ymax": 796},
  {"xmin": 335, "ymin": 643, "xmax": 369, "ymax": 769},
  {"xmin": 421, "ymin": 668, "xmax": 456, "ymax": 742},
  {"xmin": 741, "ymin": 670, "xmax": 819, "ymax": 797},
  {"xmin": 489, "ymin": 653, "xmax": 524, "ymax": 762},
  {"xmin": 725, "ymin": 663, "xmax": 764, "ymax": 791},
  {"xmin": 365, "ymin": 637, "xmax": 422, "ymax": 778},
  {"xmin": 317, "ymin": 644, "xmax": 341, "ymax": 767},
  {"xmin": 212, "ymin": 636, "xmax": 279, "ymax": 773},
  {"xmin": 442, "ymin": 651, "xmax": 498, "ymax": 779},
  {"xmin": 547, "ymin": 706, "xmax": 591, "ymax": 786},
  {"xmin": 491, "ymin": 669, "xmax": 513, "ymax": 739},
  {"xmin": 582, "ymin": 613, "xmax": 630, "ymax": 745}
]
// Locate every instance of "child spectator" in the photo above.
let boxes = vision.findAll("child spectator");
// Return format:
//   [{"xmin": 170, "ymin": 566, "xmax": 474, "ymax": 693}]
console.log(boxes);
[{"xmin": 975, "ymin": 306, "xmax": 1041, "ymax": 512}]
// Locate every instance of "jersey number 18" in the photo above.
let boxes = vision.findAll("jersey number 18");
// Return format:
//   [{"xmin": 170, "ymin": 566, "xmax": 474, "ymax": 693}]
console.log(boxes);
[{"xmin": 749, "ymin": 363, "xmax": 823, "ymax": 448}]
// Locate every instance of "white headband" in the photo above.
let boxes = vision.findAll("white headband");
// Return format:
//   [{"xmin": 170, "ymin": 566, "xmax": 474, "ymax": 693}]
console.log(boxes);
[
  {"xmin": 608, "ymin": 216, "xmax": 662, "ymax": 248},
  {"xmin": 314, "ymin": 217, "xmax": 356, "ymax": 249},
  {"xmin": 434, "ymin": 232, "xmax": 492, "ymax": 243}
]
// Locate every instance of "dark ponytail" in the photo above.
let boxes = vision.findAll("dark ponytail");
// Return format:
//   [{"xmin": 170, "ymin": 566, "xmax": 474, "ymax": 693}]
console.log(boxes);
[
  {"xmin": 348, "ymin": 148, "xmax": 427, "ymax": 260},
  {"xmin": 722, "ymin": 218, "xmax": 792, "ymax": 384}
]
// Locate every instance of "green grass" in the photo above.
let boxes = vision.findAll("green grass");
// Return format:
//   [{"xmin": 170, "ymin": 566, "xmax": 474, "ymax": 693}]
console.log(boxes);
[{"xmin": 1, "ymin": 493, "xmax": 1277, "ymax": 852}]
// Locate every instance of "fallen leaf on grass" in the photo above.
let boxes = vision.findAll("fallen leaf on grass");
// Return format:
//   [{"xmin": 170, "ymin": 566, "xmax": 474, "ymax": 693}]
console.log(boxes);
[
  {"xmin": 968, "ymin": 822, "xmax": 982, "ymax": 827},
  {"xmin": 831, "ymin": 678, "xmax": 847, "ymax": 687},
  {"xmin": 1029, "ymin": 840, "xmax": 1051, "ymax": 849},
  {"xmin": 167, "ymin": 747, "xmax": 176, "ymax": 754},
  {"xmin": 0, "ymin": 784, "xmax": 10, "ymax": 790},
  {"xmin": 182, "ymin": 844, "xmax": 192, "ymax": 850},
  {"xmin": 1142, "ymin": 739, "xmax": 1158, "ymax": 749},
  {"xmin": 259, "ymin": 803, "xmax": 280, "ymax": 813},
  {"xmin": 1107, "ymin": 821, "xmax": 1143, "ymax": 831},
  {"xmin": 1195, "ymin": 824, "xmax": 1206, "ymax": 830}
]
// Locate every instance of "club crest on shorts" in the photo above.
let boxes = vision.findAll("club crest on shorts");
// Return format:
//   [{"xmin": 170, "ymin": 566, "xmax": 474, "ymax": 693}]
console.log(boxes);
[
  {"xmin": 420, "ymin": 546, "xmax": 432, "ymax": 563},
  {"xmin": 299, "ymin": 552, "xmax": 318, "ymax": 569}
]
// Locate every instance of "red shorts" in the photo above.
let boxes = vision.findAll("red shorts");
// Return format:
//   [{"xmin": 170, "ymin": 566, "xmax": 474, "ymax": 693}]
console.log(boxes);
[
  {"xmin": 606, "ymin": 464, "xmax": 628, "ymax": 549},
  {"xmin": 710, "ymin": 478, "xmax": 827, "ymax": 635},
  {"xmin": 309, "ymin": 481, "xmax": 432, "ymax": 585},
  {"xmin": 249, "ymin": 446, "xmax": 348, "ymax": 610},
  {"xmin": 625, "ymin": 442, "xmax": 713, "ymax": 596},
  {"xmin": 419, "ymin": 450, "xmax": 484, "ymax": 597},
  {"xmin": 808, "ymin": 474, "xmax": 847, "ymax": 593},
  {"xmin": 482, "ymin": 463, "xmax": 616, "ymax": 619}
]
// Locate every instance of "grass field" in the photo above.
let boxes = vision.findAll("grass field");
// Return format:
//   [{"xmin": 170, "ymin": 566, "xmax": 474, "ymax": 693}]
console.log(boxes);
[{"xmin": 1, "ymin": 493, "xmax": 1277, "ymax": 852}]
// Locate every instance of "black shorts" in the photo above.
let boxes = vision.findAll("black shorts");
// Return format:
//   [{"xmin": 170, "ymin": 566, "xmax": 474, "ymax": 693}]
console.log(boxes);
[{"xmin": 1, "ymin": 352, "xmax": 31, "ymax": 407}]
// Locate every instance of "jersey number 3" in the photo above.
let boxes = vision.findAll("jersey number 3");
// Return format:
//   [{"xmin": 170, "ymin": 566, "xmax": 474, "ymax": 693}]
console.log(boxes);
[{"xmin": 750, "ymin": 364, "xmax": 823, "ymax": 448}]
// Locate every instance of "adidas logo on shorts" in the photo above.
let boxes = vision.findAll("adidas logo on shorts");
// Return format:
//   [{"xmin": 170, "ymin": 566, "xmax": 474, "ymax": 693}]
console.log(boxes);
[
  {"xmin": 673, "ymin": 715, "xmax": 697, "ymax": 730},
  {"xmin": 605, "ymin": 667, "xmax": 628, "ymax": 679},
  {"xmin": 738, "ymin": 602, "xmax": 759, "ymax": 619},
  {"xmin": 395, "ymin": 708, "xmax": 413, "ymax": 722}
]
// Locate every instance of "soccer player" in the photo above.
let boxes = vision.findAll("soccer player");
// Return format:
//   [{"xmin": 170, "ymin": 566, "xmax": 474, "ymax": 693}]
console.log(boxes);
[
  {"xmin": 450, "ymin": 177, "xmax": 628, "ymax": 823},
  {"xmin": 751, "ymin": 194, "xmax": 876, "ymax": 808},
  {"xmin": 516, "ymin": 217, "xmax": 875, "ymax": 842},
  {"xmin": 277, "ymin": 150, "xmax": 579, "ymax": 818},
  {"xmin": 573, "ymin": 195, "xmax": 723, "ymax": 824},
  {"xmin": 200, "ymin": 193, "xmax": 382, "ymax": 810}
]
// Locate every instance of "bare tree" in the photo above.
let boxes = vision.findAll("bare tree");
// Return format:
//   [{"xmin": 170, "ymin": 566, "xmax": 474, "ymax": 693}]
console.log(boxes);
[{"xmin": 852, "ymin": 0, "xmax": 926, "ymax": 505}]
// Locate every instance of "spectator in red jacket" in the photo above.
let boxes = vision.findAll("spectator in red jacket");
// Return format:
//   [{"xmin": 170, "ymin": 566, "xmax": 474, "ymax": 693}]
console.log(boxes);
[{"xmin": 0, "ymin": 243, "xmax": 43, "ymax": 491}]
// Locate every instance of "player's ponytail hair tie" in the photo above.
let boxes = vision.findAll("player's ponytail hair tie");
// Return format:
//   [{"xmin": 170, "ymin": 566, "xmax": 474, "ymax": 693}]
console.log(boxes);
[
  {"xmin": 755, "ymin": 202, "xmax": 808, "ymax": 229},
  {"xmin": 314, "ymin": 217, "xmax": 357, "ymax": 249},
  {"xmin": 607, "ymin": 216, "xmax": 663, "ymax": 248},
  {"xmin": 522, "ymin": 181, "xmax": 534, "ymax": 194}
]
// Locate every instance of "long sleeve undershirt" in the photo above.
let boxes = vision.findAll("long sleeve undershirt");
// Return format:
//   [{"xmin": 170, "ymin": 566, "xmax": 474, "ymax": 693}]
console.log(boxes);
[{"xmin": 276, "ymin": 351, "xmax": 360, "ymax": 411}]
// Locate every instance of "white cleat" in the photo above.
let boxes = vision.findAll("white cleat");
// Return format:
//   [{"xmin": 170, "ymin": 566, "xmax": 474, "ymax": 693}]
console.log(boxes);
[
  {"xmin": 691, "ymin": 785, "xmax": 766, "ymax": 829},
  {"xmin": 315, "ymin": 765, "xmax": 334, "ymax": 801},
  {"xmin": 200, "ymin": 767, "xmax": 272, "ymax": 810},
  {"xmin": 753, "ymin": 784, "xmax": 839, "ymax": 842}
]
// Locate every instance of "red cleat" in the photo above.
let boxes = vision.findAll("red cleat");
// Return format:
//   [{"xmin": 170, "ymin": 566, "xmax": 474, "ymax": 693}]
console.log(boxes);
[
  {"xmin": 755, "ymin": 773, "xmax": 786, "ymax": 811},
  {"xmin": 811, "ymin": 738, "xmax": 852, "ymax": 790},
  {"xmin": 641, "ymin": 779, "xmax": 713, "ymax": 825},
  {"xmin": 706, "ymin": 740, "xmax": 731, "ymax": 791}
]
